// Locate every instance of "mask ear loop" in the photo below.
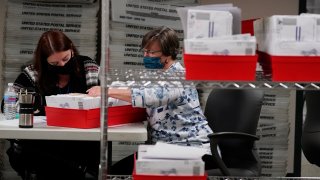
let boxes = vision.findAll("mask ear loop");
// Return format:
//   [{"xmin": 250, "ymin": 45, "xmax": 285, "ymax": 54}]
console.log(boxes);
[{"xmin": 70, "ymin": 43, "xmax": 75, "ymax": 58}]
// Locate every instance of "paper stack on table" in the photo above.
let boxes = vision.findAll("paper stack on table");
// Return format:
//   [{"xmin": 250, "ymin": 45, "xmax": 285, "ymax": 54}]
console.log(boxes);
[
  {"xmin": 135, "ymin": 142, "xmax": 206, "ymax": 176},
  {"xmin": 45, "ymin": 93, "xmax": 101, "ymax": 109}
]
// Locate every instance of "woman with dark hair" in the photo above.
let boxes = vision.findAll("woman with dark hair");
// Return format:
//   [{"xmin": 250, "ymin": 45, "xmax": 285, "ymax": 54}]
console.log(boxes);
[
  {"xmin": 5, "ymin": 30, "xmax": 100, "ymax": 180},
  {"xmin": 13, "ymin": 30, "xmax": 99, "ymax": 115}
]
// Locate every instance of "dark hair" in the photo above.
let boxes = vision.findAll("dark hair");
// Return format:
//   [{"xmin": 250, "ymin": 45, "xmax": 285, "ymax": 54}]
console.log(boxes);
[
  {"xmin": 33, "ymin": 30, "xmax": 80, "ymax": 94},
  {"xmin": 141, "ymin": 26, "xmax": 179, "ymax": 60}
]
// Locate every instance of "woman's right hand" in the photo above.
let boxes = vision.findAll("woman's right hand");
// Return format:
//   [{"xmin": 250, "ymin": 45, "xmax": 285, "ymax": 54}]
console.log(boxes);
[{"xmin": 86, "ymin": 86, "xmax": 101, "ymax": 97}]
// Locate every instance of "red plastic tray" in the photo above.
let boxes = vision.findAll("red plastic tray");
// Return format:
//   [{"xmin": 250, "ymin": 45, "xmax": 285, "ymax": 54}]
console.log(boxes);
[
  {"xmin": 242, "ymin": 19, "xmax": 258, "ymax": 35},
  {"xmin": 45, "ymin": 105, "xmax": 146, "ymax": 129},
  {"xmin": 184, "ymin": 54, "xmax": 258, "ymax": 81},
  {"xmin": 258, "ymin": 51, "xmax": 320, "ymax": 82},
  {"xmin": 107, "ymin": 105, "xmax": 146, "ymax": 126}
]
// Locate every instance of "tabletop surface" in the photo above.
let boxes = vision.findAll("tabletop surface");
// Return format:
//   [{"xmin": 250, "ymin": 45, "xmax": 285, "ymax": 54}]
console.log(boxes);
[{"xmin": 0, "ymin": 115, "xmax": 148, "ymax": 142}]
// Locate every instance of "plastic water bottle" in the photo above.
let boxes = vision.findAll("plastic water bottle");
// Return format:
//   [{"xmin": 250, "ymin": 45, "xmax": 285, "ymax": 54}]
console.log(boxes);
[{"xmin": 3, "ymin": 83, "xmax": 17, "ymax": 120}]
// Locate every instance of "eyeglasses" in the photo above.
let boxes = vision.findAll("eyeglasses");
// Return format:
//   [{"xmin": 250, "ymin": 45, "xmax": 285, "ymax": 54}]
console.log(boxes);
[{"xmin": 141, "ymin": 49, "xmax": 162, "ymax": 55}]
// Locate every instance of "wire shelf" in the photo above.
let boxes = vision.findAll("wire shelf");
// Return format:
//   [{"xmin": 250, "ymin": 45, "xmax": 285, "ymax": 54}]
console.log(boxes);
[
  {"xmin": 106, "ymin": 175, "xmax": 320, "ymax": 180},
  {"xmin": 107, "ymin": 175, "xmax": 132, "ymax": 180},
  {"xmin": 105, "ymin": 69, "xmax": 320, "ymax": 90}
]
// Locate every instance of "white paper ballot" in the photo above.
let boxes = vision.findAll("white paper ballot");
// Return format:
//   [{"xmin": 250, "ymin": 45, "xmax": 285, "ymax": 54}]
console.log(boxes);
[
  {"xmin": 136, "ymin": 143, "xmax": 205, "ymax": 176},
  {"xmin": 184, "ymin": 35, "xmax": 256, "ymax": 55},
  {"xmin": 136, "ymin": 158, "xmax": 205, "ymax": 176},
  {"xmin": 262, "ymin": 40, "xmax": 320, "ymax": 56},
  {"xmin": 108, "ymin": 97, "xmax": 131, "ymax": 107},
  {"xmin": 254, "ymin": 14, "xmax": 320, "ymax": 55},
  {"xmin": 177, "ymin": 3, "xmax": 241, "ymax": 38},
  {"xmin": 45, "ymin": 93, "xmax": 101, "ymax": 109},
  {"xmin": 143, "ymin": 142, "xmax": 208, "ymax": 160},
  {"xmin": 187, "ymin": 9, "xmax": 232, "ymax": 39}
]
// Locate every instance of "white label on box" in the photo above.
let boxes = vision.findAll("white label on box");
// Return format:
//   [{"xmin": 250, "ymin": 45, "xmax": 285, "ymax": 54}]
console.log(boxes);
[
  {"xmin": 140, "ymin": 0, "xmax": 198, "ymax": 5},
  {"xmin": 8, "ymin": 1, "xmax": 99, "ymax": 18},
  {"xmin": 111, "ymin": 0, "xmax": 182, "ymax": 28},
  {"xmin": 110, "ymin": 21, "xmax": 184, "ymax": 35}
]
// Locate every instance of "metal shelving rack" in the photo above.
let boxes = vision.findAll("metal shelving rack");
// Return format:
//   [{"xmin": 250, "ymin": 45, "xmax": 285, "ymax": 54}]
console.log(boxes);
[
  {"xmin": 105, "ymin": 68, "xmax": 320, "ymax": 90},
  {"xmin": 100, "ymin": 0, "xmax": 109, "ymax": 179},
  {"xmin": 100, "ymin": 0, "xmax": 313, "ymax": 179},
  {"xmin": 104, "ymin": 176, "xmax": 320, "ymax": 180}
]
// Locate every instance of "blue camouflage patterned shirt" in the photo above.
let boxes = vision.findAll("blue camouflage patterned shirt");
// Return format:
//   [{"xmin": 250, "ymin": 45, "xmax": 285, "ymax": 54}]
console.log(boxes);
[{"xmin": 131, "ymin": 62, "xmax": 213, "ymax": 147}]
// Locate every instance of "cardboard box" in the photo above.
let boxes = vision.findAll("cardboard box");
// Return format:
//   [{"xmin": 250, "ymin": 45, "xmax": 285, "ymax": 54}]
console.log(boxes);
[
  {"xmin": 45, "ymin": 105, "xmax": 146, "ymax": 129},
  {"xmin": 184, "ymin": 54, "xmax": 258, "ymax": 81}
]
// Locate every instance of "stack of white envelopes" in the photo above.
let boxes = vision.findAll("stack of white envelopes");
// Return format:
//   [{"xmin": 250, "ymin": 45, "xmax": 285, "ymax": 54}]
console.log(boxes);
[{"xmin": 135, "ymin": 142, "xmax": 206, "ymax": 176}]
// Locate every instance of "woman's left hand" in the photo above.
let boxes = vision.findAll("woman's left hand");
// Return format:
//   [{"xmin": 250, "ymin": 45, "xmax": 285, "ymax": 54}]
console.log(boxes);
[{"xmin": 87, "ymin": 86, "xmax": 101, "ymax": 97}]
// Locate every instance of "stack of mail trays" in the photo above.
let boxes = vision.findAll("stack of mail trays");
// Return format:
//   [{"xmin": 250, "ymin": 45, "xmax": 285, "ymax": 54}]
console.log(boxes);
[{"xmin": 134, "ymin": 142, "xmax": 206, "ymax": 178}]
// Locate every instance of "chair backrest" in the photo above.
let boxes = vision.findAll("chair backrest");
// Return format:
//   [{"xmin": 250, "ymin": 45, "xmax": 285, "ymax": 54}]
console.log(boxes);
[
  {"xmin": 302, "ymin": 91, "xmax": 320, "ymax": 166},
  {"xmin": 204, "ymin": 89, "xmax": 264, "ymax": 176}
]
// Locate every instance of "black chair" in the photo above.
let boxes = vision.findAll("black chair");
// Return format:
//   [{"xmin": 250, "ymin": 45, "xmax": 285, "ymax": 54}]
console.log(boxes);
[
  {"xmin": 204, "ymin": 89, "xmax": 264, "ymax": 177},
  {"xmin": 302, "ymin": 91, "xmax": 320, "ymax": 166}
]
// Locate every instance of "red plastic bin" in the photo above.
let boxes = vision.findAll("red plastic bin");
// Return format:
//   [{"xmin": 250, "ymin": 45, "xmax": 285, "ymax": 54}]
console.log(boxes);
[
  {"xmin": 184, "ymin": 54, "xmax": 258, "ymax": 81},
  {"xmin": 258, "ymin": 51, "xmax": 320, "ymax": 82},
  {"xmin": 45, "ymin": 105, "xmax": 146, "ymax": 129},
  {"xmin": 241, "ymin": 19, "xmax": 258, "ymax": 35},
  {"xmin": 107, "ymin": 105, "xmax": 146, "ymax": 126}
]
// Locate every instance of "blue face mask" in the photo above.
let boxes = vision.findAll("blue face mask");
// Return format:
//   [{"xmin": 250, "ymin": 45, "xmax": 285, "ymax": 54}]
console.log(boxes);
[{"xmin": 143, "ymin": 56, "xmax": 164, "ymax": 69}]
